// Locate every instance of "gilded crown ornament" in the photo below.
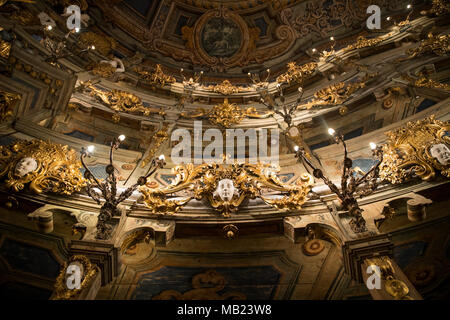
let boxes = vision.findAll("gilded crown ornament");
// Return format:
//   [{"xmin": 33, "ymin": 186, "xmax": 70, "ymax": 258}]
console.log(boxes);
[
  {"xmin": 379, "ymin": 115, "xmax": 450, "ymax": 183},
  {"xmin": 134, "ymin": 64, "xmax": 176, "ymax": 87},
  {"xmin": 0, "ymin": 139, "xmax": 86, "ymax": 194},
  {"xmin": 276, "ymin": 62, "xmax": 317, "ymax": 85}
]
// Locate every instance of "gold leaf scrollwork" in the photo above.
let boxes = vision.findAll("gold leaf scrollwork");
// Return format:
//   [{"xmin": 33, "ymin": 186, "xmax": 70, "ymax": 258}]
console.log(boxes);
[
  {"xmin": 298, "ymin": 81, "xmax": 365, "ymax": 109},
  {"xmin": 181, "ymin": 99, "xmax": 273, "ymax": 128},
  {"xmin": 405, "ymin": 33, "xmax": 450, "ymax": 59},
  {"xmin": 379, "ymin": 115, "xmax": 450, "ymax": 183},
  {"xmin": 140, "ymin": 162, "xmax": 313, "ymax": 216},
  {"xmin": 81, "ymin": 81, "xmax": 165, "ymax": 117},
  {"xmin": 53, "ymin": 255, "xmax": 99, "ymax": 300},
  {"xmin": 0, "ymin": 139, "xmax": 86, "ymax": 194},
  {"xmin": 202, "ymin": 80, "xmax": 251, "ymax": 96},
  {"xmin": 134, "ymin": 64, "xmax": 176, "ymax": 87},
  {"xmin": 276, "ymin": 62, "xmax": 317, "ymax": 85},
  {"xmin": 343, "ymin": 35, "xmax": 385, "ymax": 52},
  {"xmin": 0, "ymin": 90, "xmax": 20, "ymax": 122}
]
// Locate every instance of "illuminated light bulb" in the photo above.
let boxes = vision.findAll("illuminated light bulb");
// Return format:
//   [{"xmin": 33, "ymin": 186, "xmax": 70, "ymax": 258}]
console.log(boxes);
[
  {"xmin": 298, "ymin": 87, "xmax": 303, "ymax": 92},
  {"xmin": 118, "ymin": 134, "xmax": 126, "ymax": 142},
  {"xmin": 330, "ymin": 36, "xmax": 335, "ymax": 41},
  {"xmin": 87, "ymin": 145, "xmax": 95, "ymax": 153},
  {"xmin": 75, "ymin": 27, "xmax": 80, "ymax": 32},
  {"xmin": 266, "ymin": 68, "xmax": 270, "ymax": 72},
  {"xmin": 91, "ymin": 45, "xmax": 95, "ymax": 50},
  {"xmin": 294, "ymin": 145, "xmax": 300, "ymax": 152},
  {"xmin": 386, "ymin": 16, "xmax": 391, "ymax": 21},
  {"xmin": 158, "ymin": 154, "xmax": 165, "ymax": 161},
  {"xmin": 46, "ymin": 25, "xmax": 52, "ymax": 31},
  {"xmin": 369, "ymin": 142, "xmax": 377, "ymax": 150},
  {"xmin": 328, "ymin": 128, "xmax": 335, "ymax": 136},
  {"xmin": 180, "ymin": 68, "xmax": 184, "ymax": 72},
  {"xmin": 407, "ymin": 4, "xmax": 412, "ymax": 9},
  {"xmin": 248, "ymin": 72, "xmax": 251, "ymax": 76},
  {"xmin": 312, "ymin": 48, "xmax": 317, "ymax": 53},
  {"xmin": 200, "ymin": 71, "xmax": 204, "ymax": 74}
]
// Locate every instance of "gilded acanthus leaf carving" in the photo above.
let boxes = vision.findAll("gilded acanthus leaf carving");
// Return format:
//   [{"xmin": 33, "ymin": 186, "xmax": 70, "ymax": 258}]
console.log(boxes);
[
  {"xmin": 140, "ymin": 162, "xmax": 314, "ymax": 216},
  {"xmin": 134, "ymin": 64, "xmax": 176, "ymax": 87},
  {"xmin": 405, "ymin": 33, "xmax": 450, "ymax": 59},
  {"xmin": 0, "ymin": 139, "xmax": 86, "ymax": 194},
  {"xmin": 276, "ymin": 62, "xmax": 317, "ymax": 85},
  {"xmin": 181, "ymin": 99, "xmax": 273, "ymax": 128},
  {"xmin": 379, "ymin": 115, "xmax": 450, "ymax": 183},
  {"xmin": 0, "ymin": 90, "xmax": 20, "ymax": 122},
  {"xmin": 201, "ymin": 80, "xmax": 251, "ymax": 96},
  {"xmin": 80, "ymin": 81, "xmax": 165, "ymax": 117},
  {"xmin": 297, "ymin": 81, "xmax": 365, "ymax": 109}
]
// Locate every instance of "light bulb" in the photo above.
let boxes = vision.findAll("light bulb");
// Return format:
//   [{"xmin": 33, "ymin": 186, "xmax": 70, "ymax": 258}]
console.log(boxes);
[
  {"xmin": 330, "ymin": 36, "xmax": 335, "ymax": 41},
  {"xmin": 294, "ymin": 145, "xmax": 299, "ymax": 152},
  {"xmin": 369, "ymin": 142, "xmax": 377, "ymax": 150},
  {"xmin": 407, "ymin": 4, "xmax": 412, "ymax": 9},
  {"xmin": 180, "ymin": 68, "xmax": 184, "ymax": 72},
  {"xmin": 75, "ymin": 27, "xmax": 80, "ymax": 33},
  {"xmin": 118, "ymin": 134, "xmax": 126, "ymax": 142},
  {"xmin": 87, "ymin": 145, "xmax": 95, "ymax": 153},
  {"xmin": 312, "ymin": 48, "xmax": 317, "ymax": 53},
  {"xmin": 46, "ymin": 25, "xmax": 52, "ymax": 31},
  {"xmin": 248, "ymin": 72, "xmax": 251, "ymax": 76},
  {"xmin": 158, "ymin": 154, "xmax": 165, "ymax": 161},
  {"xmin": 91, "ymin": 45, "xmax": 95, "ymax": 50},
  {"xmin": 328, "ymin": 128, "xmax": 335, "ymax": 136},
  {"xmin": 386, "ymin": 16, "xmax": 391, "ymax": 21}
]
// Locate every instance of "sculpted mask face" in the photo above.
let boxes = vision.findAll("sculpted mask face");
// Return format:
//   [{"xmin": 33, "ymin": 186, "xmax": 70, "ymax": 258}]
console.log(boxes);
[
  {"xmin": 215, "ymin": 179, "xmax": 236, "ymax": 202},
  {"xmin": 430, "ymin": 143, "xmax": 450, "ymax": 165},
  {"xmin": 15, "ymin": 157, "xmax": 38, "ymax": 177}
]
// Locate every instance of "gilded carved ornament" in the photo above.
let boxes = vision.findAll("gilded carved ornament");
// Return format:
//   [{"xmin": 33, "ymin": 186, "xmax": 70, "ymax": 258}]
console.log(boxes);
[
  {"xmin": 276, "ymin": 62, "xmax": 317, "ymax": 85},
  {"xmin": 134, "ymin": 64, "xmax": 176, "ymax": 87},
  {"xmin": 202, "ymin": 80, "xmax": 251, "ymax": 96},
  {"xmin": 80, "ymin": 81, "xmax": 165, "ymax": 117},
  {"xmin": 79, "ymin": 31, "xmax": 116, "ymax": 57},
  {"xmin": 365, "ymin": 256, "xmax": 413, "ymax": 300},
  {"xmin": 140, "ymin": 162, "xmax": 314, "ymax": 217},
  {"xmin": 0, "ymin": 90, "xmax": 20, "ymax": 122},
  {"xmin": 405, "ymin": 33, "xmax": 450, "ymax": 60},
  {"xmin": 379, "ymin": 116, "xmax": 450, "ymax": 183},
  {"xmin": 53, "ymin": 255, "xmax": 99, "ymax": 300},
  {"xmin": 0, "ymin": 139, "xmax": 86, "ymax": 194},
  {"xmin": 297, "ymin": 81, "xmax": 365, "ymax": 110},
  {"xmin": 181, "ymin": 99, "xmax": 273, "ymax": 128}
]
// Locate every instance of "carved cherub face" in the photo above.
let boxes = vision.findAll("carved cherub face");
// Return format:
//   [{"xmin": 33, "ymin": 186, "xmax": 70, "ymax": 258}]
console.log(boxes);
[
  {"xmin": 15, "ymin": 157, "xmax": 38, "ymax": 177},
  {"xmin": 430, "ymin": 143, "xmax": 450, "ymax": 165},
  {"xmin": 215, "ymin": 179, "xmax": 236, "ymax": 202}
]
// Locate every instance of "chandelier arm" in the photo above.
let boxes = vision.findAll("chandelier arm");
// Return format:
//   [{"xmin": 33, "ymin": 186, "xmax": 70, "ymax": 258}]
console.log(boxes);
[{"xmin": 80, "ymin": 153, "xmax": 104, "ymax": 192}]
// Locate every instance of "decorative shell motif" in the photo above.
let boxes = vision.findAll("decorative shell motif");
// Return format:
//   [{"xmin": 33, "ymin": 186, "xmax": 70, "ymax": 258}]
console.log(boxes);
[
  {"xmin": 379, "ymin": 115, "xmax": 450, "ymax": 183},
  {"xmin": 0, "ymin": 139, "xmax": 86, "ymax": 194}
]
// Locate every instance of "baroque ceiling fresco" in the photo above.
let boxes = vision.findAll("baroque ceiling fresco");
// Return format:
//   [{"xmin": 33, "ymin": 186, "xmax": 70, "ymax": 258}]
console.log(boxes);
[{"xmin": 0, "ymin": 0, "xmax": 449, "ymax": 303}]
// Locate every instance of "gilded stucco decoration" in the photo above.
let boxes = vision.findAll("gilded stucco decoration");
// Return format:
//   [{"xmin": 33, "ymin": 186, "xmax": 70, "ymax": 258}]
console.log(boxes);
[
  {"xmin": 53, "ymin": 255, "xmax": 100, "ymax": 300},
  {"xmin": 79, "ymin": 31, "xmax": 117, "ymax": 57},
  {"xmin": 298, "ymin": 81, "xmax": 365, "ymax": 110},
  {"xmin": 134, "ymin": 64, "xmax": 176, "ymax": 87},
  {"xmin": 379, "ymin": 115, "xmax": 450, "ymax": 183},
  {"xmin": 81, "ymin": 81, "xmax": 165, "ymax": 117},
  {"xmin": 276, "ymin": 62, "xmax": 317, "ymax": 85},
  {"xmin": 0, "ymin": 27, "xmax": 11, "ymax": 59},
  {"xmin": 0, "ymin": 90, "xmax": 20, "ymax": 122},
  {"xmin": 365, "ymin": 256, "xmax": 414, "ymax": 300},
  {"xmin": 343, "ymin": 35, "xmax": 386, "ymax": 52},
  {"xmin": 405, "ymin": 33, "xmax": 450, "ymax": 59},
  {"xmin": 202, "ymin": 80, "xmax": 251, "ymax": 95},
  {"xmin": 152, "ymin": 269, "xmax": 246, "ymax": 300},
  {"xmin": 140, "ymin": 162, "xmax": 314, "ymax": 217},
  {"xmin": 181, "ymin": 99, "xmax": 273, "ymax": 128},
  {"xmin": 0, "ymin": 139, "xmax": 86, "ymax": 194}
]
